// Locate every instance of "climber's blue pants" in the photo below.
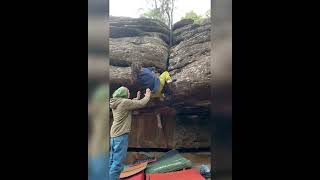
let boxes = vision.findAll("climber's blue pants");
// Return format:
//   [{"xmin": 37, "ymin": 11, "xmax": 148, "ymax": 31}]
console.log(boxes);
[{"xmin": 109, "ymin": 134, "xmax": 128, "ymax": 180}]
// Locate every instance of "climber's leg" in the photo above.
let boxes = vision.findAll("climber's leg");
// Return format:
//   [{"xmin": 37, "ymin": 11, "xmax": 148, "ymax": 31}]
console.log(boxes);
[
  {"xmin": 159, "ymin": 71, "xmax": 172, "ymax": 83},
  {"xmin": 109, "ymin": 134, "xmax": 128, "ymax": 180},
  {"xmin": 153, "ymin": 78, "xmax": 166, "ymax": 98},
  {"xmin": 153, "ymin": 71, "xmax": 171, "ymax": 98},
  {"xmin": 160, "ymin": 71, "xmax": 177, "ymax": 100},
  {"xmin": 156, "ymin": 113, "xmax": 162, "ymax": 129},
  {"xmin": 151, "ymin": 88, "xmax": 162, "ymax": 98}
]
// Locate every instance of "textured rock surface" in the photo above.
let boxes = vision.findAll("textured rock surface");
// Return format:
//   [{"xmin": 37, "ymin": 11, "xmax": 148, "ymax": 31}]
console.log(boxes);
[
  {"xmin": 110, "ymin": 36, "xmax": 168, "ymax": 69},
  {"xmin": 174, "ymin": 113, "xmax": 210, "ymax": 148},
  {"xmin": 168, "ymin": 57, "xmax": 211, "ymax": 106},
  {"xmin": 167, "ymin": 19, "xmax": 211, "ymax": 106},
  {"xmin": 169, "ymin": 41, "xmax": 210, "ymax": 71},
  {"xmin": 109, "ymin": 16, "xmax": 170, "ymax": 75},
  {"xmin": 109, "ymin": 66, "xmax": 131, "ymax": 86},
  {"xmin": 173, "ymin": 24, "xmax": 210, "ymax": 46},
  {"xmin": 110, "ymin": 16, "xmax": 170, "ymax": 40},
  {"xmin": 172, "ymin": 19, "xmax": 194, "ymax": 31}
]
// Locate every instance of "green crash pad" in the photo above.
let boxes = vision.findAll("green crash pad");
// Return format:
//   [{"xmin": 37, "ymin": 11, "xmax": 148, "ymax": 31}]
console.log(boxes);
[{"xmin": 145, "ymin": 153, "xmax": 192, "ymax": 174}]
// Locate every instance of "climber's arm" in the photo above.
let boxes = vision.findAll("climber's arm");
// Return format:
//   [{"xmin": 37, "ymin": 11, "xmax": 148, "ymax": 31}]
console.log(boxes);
[
  {"xmin": 133, "ymin": 91, "xmax": 141, "ymax": 100},
  {"xmin": 124, "ymin": 89, "xmax": 151, "ymax": 110}
]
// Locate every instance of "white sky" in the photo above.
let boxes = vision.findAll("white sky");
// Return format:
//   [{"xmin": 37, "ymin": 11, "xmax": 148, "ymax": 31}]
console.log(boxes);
[{"xmin": 110, "ymin": 0, "xmax": 210, "ymax": 23}]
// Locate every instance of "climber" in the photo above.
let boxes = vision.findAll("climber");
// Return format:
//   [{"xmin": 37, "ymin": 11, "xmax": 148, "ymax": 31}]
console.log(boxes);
[
  {"xmin": 130, "ymin": 61, "xmax": 176, "ymax": 139},
  {"xmin": 109, "ymin": 86, "xmax": 151, "ymax": 180},
  {"xmin": 130, "ymin": 61, "xmax": 176, "ymax": 101}
]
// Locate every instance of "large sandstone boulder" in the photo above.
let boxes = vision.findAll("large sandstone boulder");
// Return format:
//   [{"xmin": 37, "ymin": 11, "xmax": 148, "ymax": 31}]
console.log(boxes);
[
  {"xmin": 173, "ymin": 20, "xmax": 211, "ymax": 46},
  {"xmin": 168, "ymin": 56, "xmax": 211, "ymax": 106},
  {"xmin": 109, "ymin": 66, "xmax": 131, "ymax": 87},
  {"xmin": 110, "ymin": 16, "xmax": 170, "ymax": 43},
  {"xmin": 110, "ymin": 36, "xmax": 169, "ymax": 70},
  {"xmin": 172, "ymin": 19, "xmax": 194, "ymax": 31},
  {"xmin": 109, "ymin": 17, "xmax": 170, "ymax": 82},
  {"xmin": 167, "ymin": 19, "xmax": 212, "ymax": 106}
]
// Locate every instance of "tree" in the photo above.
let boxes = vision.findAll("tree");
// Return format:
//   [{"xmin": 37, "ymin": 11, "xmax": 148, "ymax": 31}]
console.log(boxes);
[
  {"xmin": 141, "ymin": 0, "xmax": 176, "ymax": 46},
  {"xmin": 162, "ymin": 0, "xmax": 175, "ymax": 46},
  {"xmin": 141, "ymin": 0, "xmax": 176, "ymax": 28},
  {"xmin": 142, "ymin": 8, "xmax": 163, "ymax": 22}
]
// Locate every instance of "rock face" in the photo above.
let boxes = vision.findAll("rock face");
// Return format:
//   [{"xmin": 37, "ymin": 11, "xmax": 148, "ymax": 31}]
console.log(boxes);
[
  {"xmin": 168, "ymin": 19, "xmax": 211, "ymax": 106},
  {"xmin": 173, "ymin": 22, "xmax": 211, "ymax": 46},
  {"xmin": 110, "ymin": 16, "xmax": 170, "ymax": 44},
  {"xmin": 172, "ymin": 19, "xmax": 194, "ymax": 31},
  {"xmin": 110, "ymin": 36, "xmax": 168, "ymax": 69},
  {"xmin": 109, "ymin": 17, "xmax": 170, "ymax": 89},
  {"xmin": 109, "ymin": 17, "xmax": 212, "ymax": 149},
  {"xmin": 109, "ymin": 66, "xmax": 131, "ymax": 86},
  {"xmin": 174, "ymin": 110, "xmax": 210, "ymax": 148},
  {"xmin": 168, "ymin": 56, "xmax": 211, "ymax": 106}
]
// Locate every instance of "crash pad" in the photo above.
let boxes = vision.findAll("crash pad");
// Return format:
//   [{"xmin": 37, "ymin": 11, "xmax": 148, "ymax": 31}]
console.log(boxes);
[
  {"xmin": 149, "ymin": 149, "xmax": 179, "ymax": 165},
  {"xmin": 145, "ymin": 153, "xmax": 192, "ymax": 174},
  {"xmin": 120, "ymin": 172, "xmax": 145, "ymax": 180},
  {"xmin": 132, "ymin": 157, "xmax": 157, "ymax": 165},
  {"xmin": 120, "ymin": 162, "xmax": 148, "ymax": 179},
  {"xmin": 146, "ymin": 169, "xmax": 205, "ymax": 180}
]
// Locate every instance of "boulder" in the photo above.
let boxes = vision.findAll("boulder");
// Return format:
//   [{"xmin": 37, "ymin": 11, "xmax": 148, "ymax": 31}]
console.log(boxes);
[
  {"xmin": 109, "ymin": 65, "xmax": 131, "ymax": 86},
  {"xmin": 168, "ymin": 56, "xmax": 211, "ymax": 106},
  {"xmin": 172, "ymin": 19, "xmax": 194, "ymax": 31},
  {"xmin": 166, "ymin": 20, "xmax": 212, "ymax": 106},
  {"xmin": 110, "ymin": 36, "xmax": 169, "ymax": 70},
  {"xmin": 110, "ymin": 16, "xmax": 170, "ymax": 39}
]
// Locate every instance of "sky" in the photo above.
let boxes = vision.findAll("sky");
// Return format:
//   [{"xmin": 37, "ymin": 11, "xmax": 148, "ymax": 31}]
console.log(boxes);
[{"xmin": 110, "ymin": 0, "xmax": 210, "ymax": 23}]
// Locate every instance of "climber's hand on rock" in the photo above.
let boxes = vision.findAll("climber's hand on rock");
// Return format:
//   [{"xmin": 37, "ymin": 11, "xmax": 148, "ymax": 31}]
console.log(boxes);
[
  {"xmin": 136, "ymin": 91, "xmax": 141, "ymax": 100},
  {"xmin": 145, "ymin": 88, "xmax": 151, "ymax": 97}
]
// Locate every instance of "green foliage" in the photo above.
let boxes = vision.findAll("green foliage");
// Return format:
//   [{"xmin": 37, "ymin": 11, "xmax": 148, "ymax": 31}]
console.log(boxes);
[
  {"xmin": 181, "ymin": 9, "xmax": 210, "ymax": 24},
  {"xmin": 140, "ymin": 0, "xmax": 175, "ymax": 28},
  {"xmin": 142, "ymin": 8, "xmax": 165, "ymax": 22},
  {"xmin": 181, "ymin": 10, "xmax": 202, "ymax": 22}
]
